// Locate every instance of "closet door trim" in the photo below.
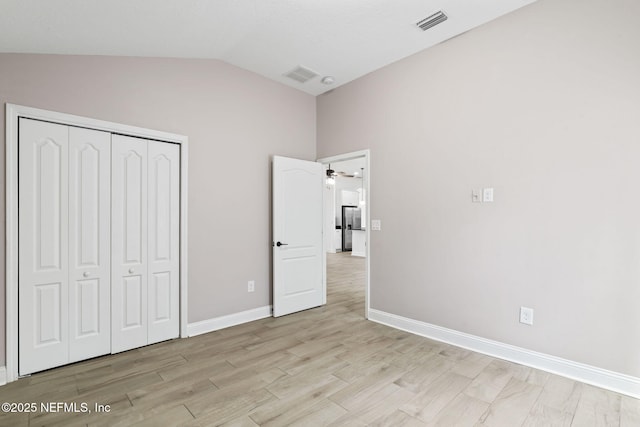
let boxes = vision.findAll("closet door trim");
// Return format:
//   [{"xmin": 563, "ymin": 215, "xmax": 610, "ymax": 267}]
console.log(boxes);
[{"xmin": 5, "ymin": 104, "xmax": 189, "ymax": 383}]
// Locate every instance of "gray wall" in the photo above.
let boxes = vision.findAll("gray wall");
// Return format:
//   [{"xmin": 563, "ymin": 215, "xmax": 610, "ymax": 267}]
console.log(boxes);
[
  {"xmin": 0, "ymin": 54, "xmax": 316, "ymax": 366},
  {"xmin": 317, "ymin": 0, "xmax": 640, "ymax": 377}
]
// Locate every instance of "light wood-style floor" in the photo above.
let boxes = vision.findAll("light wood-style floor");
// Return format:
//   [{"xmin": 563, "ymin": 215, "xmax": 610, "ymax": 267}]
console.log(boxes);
[{"xmin": 1, "ymin": 252, "xmax": 639, "ymax": 426}]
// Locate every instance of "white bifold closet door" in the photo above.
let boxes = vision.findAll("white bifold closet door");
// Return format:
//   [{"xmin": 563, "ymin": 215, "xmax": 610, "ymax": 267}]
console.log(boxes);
[
  {"xmin": 19, "ymin": 119, "xmax": 180, "ymax": 375},
  {"xmin": 111, "ymin": 134, "xmax": 180, "ymax": 353},
  {"xmin": 69, "ymin": 127, "xmax": 112, "ymax": 362},
  {"xmin": 19, "ymin": 119, "xmax": 111, "ymax": 375}
]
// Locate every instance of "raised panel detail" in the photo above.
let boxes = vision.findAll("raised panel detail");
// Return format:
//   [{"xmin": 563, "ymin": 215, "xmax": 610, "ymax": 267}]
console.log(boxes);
[
  {"xmin": 124, "ymin": 152, "xmax": 143, "ymax": 264},
  {"xmin": 147, "ymin": 141, "xmax": 180, "ymax": 345},
  {"xmin": 75, "ymin": 279, "xmax": 100, "ymax": 337},
  {"xmin": 77, "ymin": 144, "xmax": 100, "ymax": 267},
  {"xmin": 35, "ymin": 283, "xmax": 62, "ymax": 346},
  {"xmin": 123, "ymin": 276, "xmax": 142, "ymax": 329},
  {"xmin": 152, "ymin": 272, "xmax": 171, "ymax": 321},
  {"xmin": 153, "ymin": 155, "xmax": 172, "ymax": 261},
  {"xmin": 37, "ymin": 139, "xmax": 63, "ymax": 271},
  {"xmin": 68, "ymin": 127, "xmax": 111, "ymax": 364},
  {"xmin": 19, "ymin": 118, "xmax": 70, "ymax": 375},
  {"xmin": 111, "ymin": 135, "xmax": 148, "ymax": 353}
]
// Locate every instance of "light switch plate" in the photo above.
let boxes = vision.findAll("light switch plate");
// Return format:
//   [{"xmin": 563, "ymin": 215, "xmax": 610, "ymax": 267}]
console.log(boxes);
[
  {"xmin": 472, "ymin": 189, "xmax": 481, "ymax": 203},
  {"xmin": 371, "ymin": 220, "xmax": 381, "ymax": 231}
]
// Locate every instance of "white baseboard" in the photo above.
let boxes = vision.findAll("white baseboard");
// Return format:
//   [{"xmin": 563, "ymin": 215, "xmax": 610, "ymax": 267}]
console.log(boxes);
[
  {"xmin": 187, "ymin": 305, "xmax": 272, "ymax": 337},
  {"xmin": 0, "ymin": 366, "xmax": 6, "ymax": 386},
  {"xmin": 369, "ymin": 309, "xmax": 640, "ymax": 399},
  {"xmin": 351, "ymin": 251, "xmax": 365, "ymax": 257}
]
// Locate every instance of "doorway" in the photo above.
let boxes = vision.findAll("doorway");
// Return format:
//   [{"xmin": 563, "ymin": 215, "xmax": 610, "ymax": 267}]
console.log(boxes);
[{"xmin": 317, "ymin": 150, "xmax": 370, "ymax": 319}]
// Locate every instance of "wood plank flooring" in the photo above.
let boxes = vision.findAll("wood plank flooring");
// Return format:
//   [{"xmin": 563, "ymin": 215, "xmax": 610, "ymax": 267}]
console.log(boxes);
[{"xmin": 1, "ymin": 252, "xmax": 638, "ymax": 426}]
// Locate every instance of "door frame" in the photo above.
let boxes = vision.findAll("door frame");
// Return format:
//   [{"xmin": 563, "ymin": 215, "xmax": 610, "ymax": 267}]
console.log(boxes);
[
  {"xmin": 317, "ymin": 149, "xmax": 370, "ymax": 319},
  {"xmin": 5, "ymin": 104, "xmax": 189, "ymax": 383}
]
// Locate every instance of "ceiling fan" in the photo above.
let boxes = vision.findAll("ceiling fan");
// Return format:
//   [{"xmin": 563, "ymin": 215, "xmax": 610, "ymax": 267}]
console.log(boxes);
[
  {"xmin": 326, "ymin": 164, "xmax": 358, "ymax": 178},
  {"xmin": 326, "ymin": 164, "xmax": 337, "ymax": 179}
]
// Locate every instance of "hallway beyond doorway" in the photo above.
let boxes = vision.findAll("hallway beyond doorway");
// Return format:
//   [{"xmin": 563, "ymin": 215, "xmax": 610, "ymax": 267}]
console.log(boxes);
[{"xmin": 327, "ymin": 252, "xmax": 366, "ymax": 317}]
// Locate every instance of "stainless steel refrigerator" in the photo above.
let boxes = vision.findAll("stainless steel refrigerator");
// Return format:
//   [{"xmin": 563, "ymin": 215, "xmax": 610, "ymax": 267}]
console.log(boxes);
[{"xmin": 341, "ymin": 205, "xmax": 362, "ymax": 252}]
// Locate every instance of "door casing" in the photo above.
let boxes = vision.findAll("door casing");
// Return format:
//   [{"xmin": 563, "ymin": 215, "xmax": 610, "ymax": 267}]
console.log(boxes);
[{"xmin": 5, "ymin": 104, "xmax": 189, "ymax": 383}]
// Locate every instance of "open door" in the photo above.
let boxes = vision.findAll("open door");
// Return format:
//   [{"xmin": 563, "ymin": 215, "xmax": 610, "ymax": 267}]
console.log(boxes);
[{"xmin": 272, "ymin": 156, "xmax": 324, "ymax": 317}]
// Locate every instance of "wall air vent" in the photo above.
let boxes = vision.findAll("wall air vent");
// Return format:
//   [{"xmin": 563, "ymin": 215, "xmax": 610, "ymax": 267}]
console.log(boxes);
[
  {"xmin": 284, "ymin": 66, "xmax": 319, "ymax": 83},
  {"xmin": 416, "ymin": 11, "xmax": 448, "ymax": 31}
]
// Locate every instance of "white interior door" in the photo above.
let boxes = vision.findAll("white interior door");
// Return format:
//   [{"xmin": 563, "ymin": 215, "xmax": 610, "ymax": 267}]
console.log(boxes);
[
  {"xmin": 18, "ymin": 118, "xmax": 70, "ymax": 375},
  {"xmin": 68, "ymin": 127, "xmax": 111, "ymax": 362},
  {"xmin": 147, "ymin": 141, "xmax": 180, "ymax": 344},
  {"xmin": 272, "ymin": 156, "xmax": 324, "ymax": 317},
  {"xmin": 111, "ymin": 134, "xmax": 148, "ymax": 353}
]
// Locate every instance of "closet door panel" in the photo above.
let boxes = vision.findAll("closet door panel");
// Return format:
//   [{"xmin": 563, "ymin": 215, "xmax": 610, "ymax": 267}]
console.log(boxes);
[
  {"xmin": 148, "ymin": 142, "xmax": 180, "ymax": 344},
  {"xmin": 68, "ymin": 127, "xmax": 111, "ymax": 362},
  {"xmin": 18, "ymin": 118, "xmax": 70, "ymax": 375},
  {"xmin": 111, "ymin": 134, "xmax": 148, "ymax": 353}
]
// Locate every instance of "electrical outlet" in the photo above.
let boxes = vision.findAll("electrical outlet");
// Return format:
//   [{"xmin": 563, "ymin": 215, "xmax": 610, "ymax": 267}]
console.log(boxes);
[
  {"xmin": 483, "ymin": 187, "xmax": 494, "ymax": 202},
  {"xmin": 520, "ymin": 306, "xmax": 534, "ymax": 325},
  {"xmin": 248, "ymin": 280, "xmax": 255, "ymax": 293}
]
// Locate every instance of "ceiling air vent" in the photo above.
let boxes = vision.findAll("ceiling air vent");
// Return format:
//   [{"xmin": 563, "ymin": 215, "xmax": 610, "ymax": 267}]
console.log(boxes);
[
  {"xmin": 284, "ymin": 66, "xmax": 319, "ymax": 83},
  {"xmin": 416, "ymin": 11, "xmax": 448, "ymax": 31}
]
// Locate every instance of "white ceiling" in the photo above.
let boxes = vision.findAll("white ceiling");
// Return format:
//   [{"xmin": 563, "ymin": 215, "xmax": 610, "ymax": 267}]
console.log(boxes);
[{"xmin": 0, "ymin": 0, "xmax": 536, "ymax": 96}]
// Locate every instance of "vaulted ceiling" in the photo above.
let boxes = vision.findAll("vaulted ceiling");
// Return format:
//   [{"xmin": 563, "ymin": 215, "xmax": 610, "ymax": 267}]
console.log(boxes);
[{"xmin": 0, "ymin": 0, "xmax": 537, "ymax": 95}]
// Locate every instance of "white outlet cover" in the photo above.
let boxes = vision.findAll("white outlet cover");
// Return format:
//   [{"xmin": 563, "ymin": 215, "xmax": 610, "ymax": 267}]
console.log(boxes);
[
  {"xmin": 248, "ymin": 280, "xmax": 255, "ymax": 292},
  {"xmin": 520, "ymin": 306, "xmax": 534, "ymax": 325},
  {"xmin": 371, "ymin": 219, "xmax": 381, "ymax": 231},
  {"xmin": 483, "ymin": 187, "xmax": 494, "ymax": 202}
]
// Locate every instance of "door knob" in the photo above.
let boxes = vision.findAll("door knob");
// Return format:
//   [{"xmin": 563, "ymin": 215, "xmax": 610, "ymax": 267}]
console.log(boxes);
[
  {"xmin": 128, "ymin": 268, "xmax": 134, "ymax": 274},
  {"xmin": 276, "ymin": 241, "xmax": 288, "ymax": 247},
  {"xmin": 83, "ymin": 272, "xmax": 90, "ymax": 278}
]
